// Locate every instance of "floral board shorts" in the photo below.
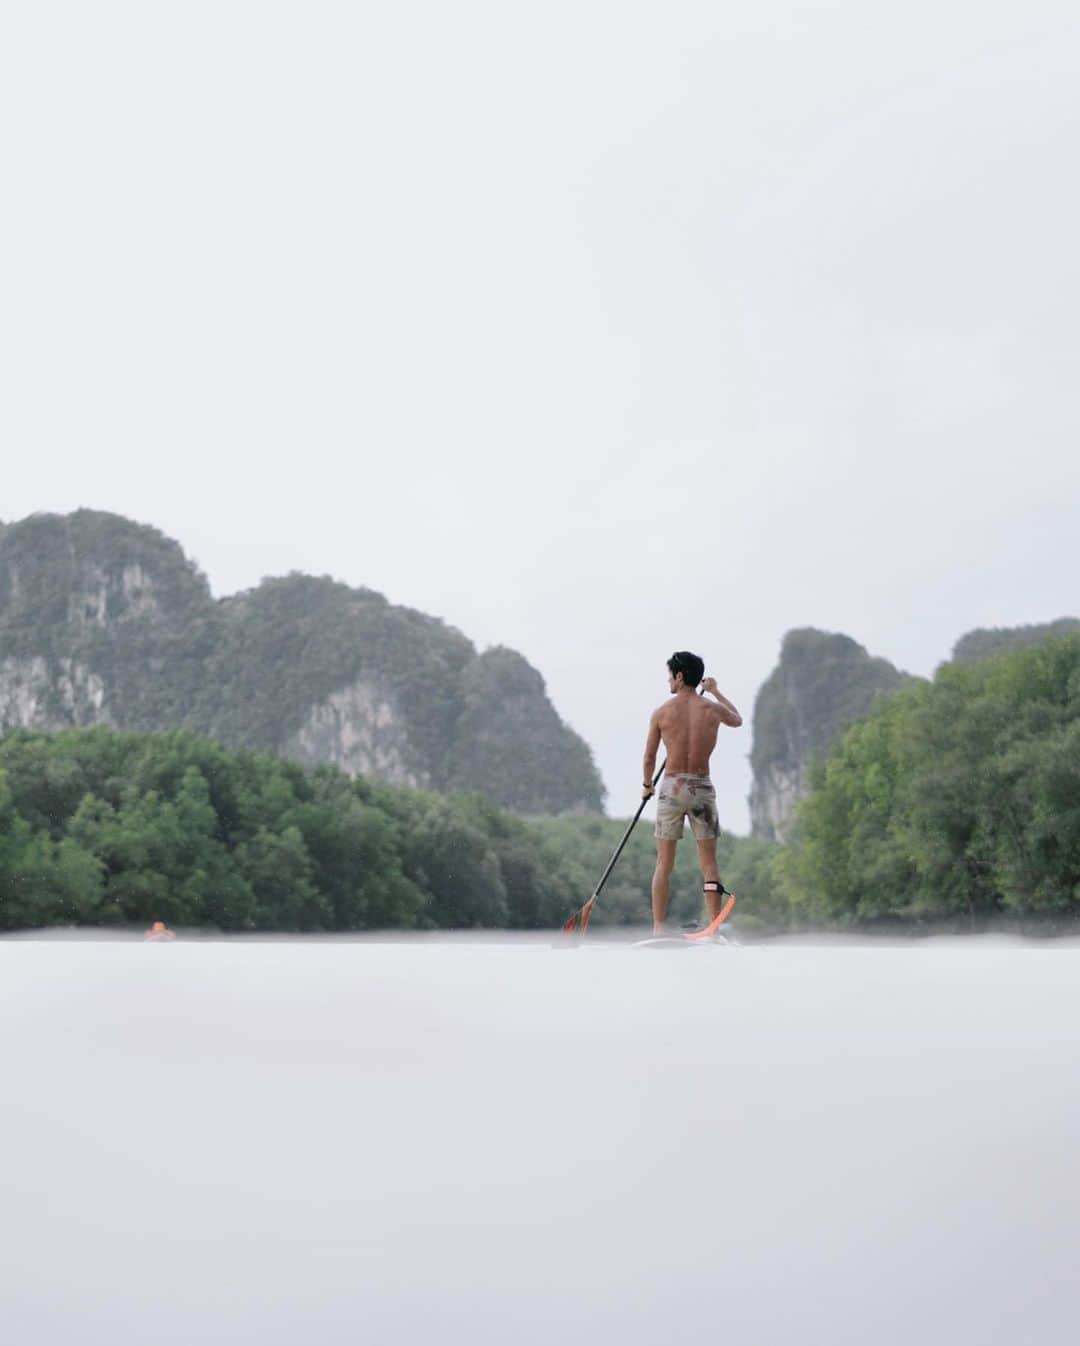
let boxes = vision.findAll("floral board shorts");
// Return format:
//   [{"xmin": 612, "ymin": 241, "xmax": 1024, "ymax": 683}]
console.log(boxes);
[{"xmin": 655, "ymin": 773, "xmax": 720, "ymax": 841}]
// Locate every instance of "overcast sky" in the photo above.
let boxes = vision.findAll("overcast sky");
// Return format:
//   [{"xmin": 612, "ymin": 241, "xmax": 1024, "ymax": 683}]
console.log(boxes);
[{"xmin": 3, "ymin": 1, "xmax": 1078, "ymax": 831}]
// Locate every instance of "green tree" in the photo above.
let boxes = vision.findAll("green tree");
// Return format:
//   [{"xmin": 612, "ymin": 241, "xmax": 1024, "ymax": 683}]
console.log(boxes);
[
  {"xmin": 235, "ymin": 825, "xmax": 329, "ymax": 930},
  {"xmin": 782, "ymin": 635, "xmax": 1080, "ymax": 928}
]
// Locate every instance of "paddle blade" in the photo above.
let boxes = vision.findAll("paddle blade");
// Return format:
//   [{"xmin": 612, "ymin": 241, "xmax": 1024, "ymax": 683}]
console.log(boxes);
[{"xmin": 562, "ymin": 896, "xmax": 596, "ymax": 937}]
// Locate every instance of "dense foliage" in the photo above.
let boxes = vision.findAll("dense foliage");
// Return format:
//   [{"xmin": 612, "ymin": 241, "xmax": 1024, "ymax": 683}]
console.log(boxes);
[
  {"xmin": 776, "ymin": 635, "xmax": 1080, "ymax": 928},
  {"xmin": 0, "ymin": 511, "xmax": 604, "ymax": 813},
  {"xmin": 0, "ymin": 727, "xmax": 733, "ymax": 933}
]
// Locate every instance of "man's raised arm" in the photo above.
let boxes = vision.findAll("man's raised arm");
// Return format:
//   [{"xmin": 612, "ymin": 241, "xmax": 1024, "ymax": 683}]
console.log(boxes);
[{"xmin": 701, "ymin": 677, "xmax": 742, "ymax": 727}]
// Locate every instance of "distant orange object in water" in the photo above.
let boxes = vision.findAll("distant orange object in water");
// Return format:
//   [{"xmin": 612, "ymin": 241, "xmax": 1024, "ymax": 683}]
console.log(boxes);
[{"xmin": 144, "ymin": 920, "xmax": 176, "ymax": 942}]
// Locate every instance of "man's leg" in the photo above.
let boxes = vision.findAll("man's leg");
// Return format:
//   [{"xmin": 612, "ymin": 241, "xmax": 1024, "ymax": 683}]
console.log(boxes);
[
  {"xmin": 651, "ymin": 839, "xmax": 678, "ymax": 933},
  {"xmin": 695, "ymin": 837, "xmax": 722, "ymax": 918}
]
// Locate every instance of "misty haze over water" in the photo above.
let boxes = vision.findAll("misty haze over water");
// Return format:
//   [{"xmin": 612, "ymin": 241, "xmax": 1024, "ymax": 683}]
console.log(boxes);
[{"xmin": 2, "ymin": 936, "xmax": 1077, "ymax": 1345}]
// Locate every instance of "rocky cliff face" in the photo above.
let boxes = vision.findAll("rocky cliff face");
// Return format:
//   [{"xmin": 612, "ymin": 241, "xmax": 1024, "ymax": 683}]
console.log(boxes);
[
  {"xmin": 749, "ymin": 629, "xmax": 914, "ymax": 842},
  {"xmin": 282, "ymin": 679, "xmax": 426, "ymax": 787},
  {"xmin": 0, "ymin": 655, "xmax": 109, "ymax": 729},
  {"xmin": 0, "ymin": 511, "xmax": 605, "ymax": 813}
]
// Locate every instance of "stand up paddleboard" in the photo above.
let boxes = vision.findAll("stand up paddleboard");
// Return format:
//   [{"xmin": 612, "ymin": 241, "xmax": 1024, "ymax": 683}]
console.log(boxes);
[{"xmin": 632, "ymin": 893, "xmax": 736, "ymax": 949}]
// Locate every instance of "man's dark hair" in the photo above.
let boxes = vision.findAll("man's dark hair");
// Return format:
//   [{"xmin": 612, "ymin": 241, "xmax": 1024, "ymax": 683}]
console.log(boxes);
[{"xmin": 667, "ymin": 651, "xmax": 705, "ymax": 688}]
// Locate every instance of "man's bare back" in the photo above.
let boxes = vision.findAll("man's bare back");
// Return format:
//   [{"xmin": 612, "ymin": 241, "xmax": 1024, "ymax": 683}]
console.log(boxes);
[{"xmin": 643, "ymin": 677, "xmax": 743, "ymax": 783}]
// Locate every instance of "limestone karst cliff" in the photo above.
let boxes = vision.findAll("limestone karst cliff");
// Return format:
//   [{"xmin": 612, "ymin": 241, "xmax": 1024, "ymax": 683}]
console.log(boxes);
[
  {"xmin": 0, "ymin": 511, "xmax": 605, "ymax": 813},
  {"xmin": 749, "ymin": 629, "xmax": 913, "ymax": 842},
  {"xmin": 951, "ymin": 618, "xmax": 1080, "ymax": 664}
]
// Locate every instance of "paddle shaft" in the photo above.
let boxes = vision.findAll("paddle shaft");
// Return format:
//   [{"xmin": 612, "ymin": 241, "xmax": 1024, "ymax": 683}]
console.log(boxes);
[{"xmin": 587, "ymin": 759, "xmax": 666, "ymax": 905}]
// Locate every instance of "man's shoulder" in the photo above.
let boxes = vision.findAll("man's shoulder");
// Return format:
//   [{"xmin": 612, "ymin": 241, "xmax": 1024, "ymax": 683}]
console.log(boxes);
[
  {"xmin": 656, "ymin": 696, "xmax": 706, "ymax": 726},
  {"xmin": 684, "ymin": 694, "xmax": 723, "ymax": 724}
]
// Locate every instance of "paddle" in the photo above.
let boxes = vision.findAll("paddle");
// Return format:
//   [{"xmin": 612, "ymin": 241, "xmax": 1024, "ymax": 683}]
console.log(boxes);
[{"xmin": 561, "ymin": 758, "xmax": 667, "ymax": 935}]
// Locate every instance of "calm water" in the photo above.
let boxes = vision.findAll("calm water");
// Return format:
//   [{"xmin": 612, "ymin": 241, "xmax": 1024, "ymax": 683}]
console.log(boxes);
[{"xmin": 2, "ymin": 935, "xmax": 1077, "ymax": 1345}]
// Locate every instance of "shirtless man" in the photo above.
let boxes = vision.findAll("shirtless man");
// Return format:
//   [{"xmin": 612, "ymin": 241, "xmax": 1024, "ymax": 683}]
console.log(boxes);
[{"xmin": 642, "ymin": 651, "xmax": 743, "ymax": 934}]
